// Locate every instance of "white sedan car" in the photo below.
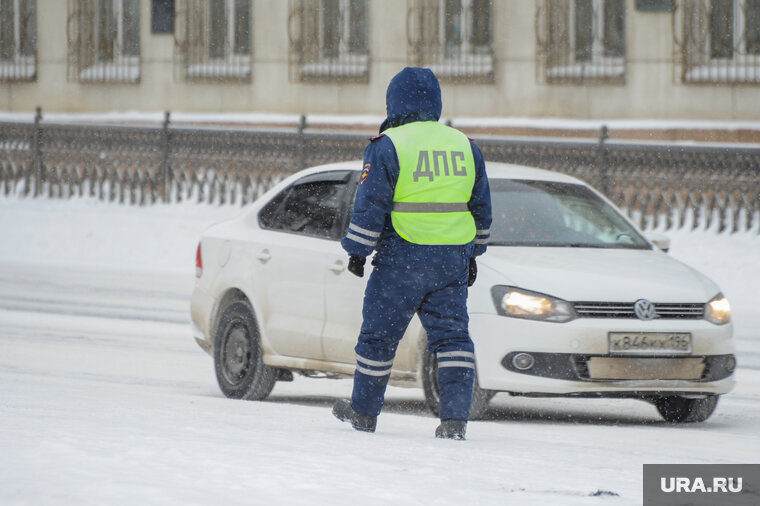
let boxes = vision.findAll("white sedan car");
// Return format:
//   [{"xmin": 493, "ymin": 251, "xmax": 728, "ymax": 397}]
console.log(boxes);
[{"xmin": 190, "ymin": 161, "xmax": 736, "ymax": 423}]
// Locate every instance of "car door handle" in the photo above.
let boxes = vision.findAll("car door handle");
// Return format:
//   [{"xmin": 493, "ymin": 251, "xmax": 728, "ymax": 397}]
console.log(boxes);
[
  {"xmin": 256, "ymin": 249, "xmax": 271, "ymax": 263},
  {"xmin": 328, "ymin": 260, "xmax": 345, "ymax": 273}
]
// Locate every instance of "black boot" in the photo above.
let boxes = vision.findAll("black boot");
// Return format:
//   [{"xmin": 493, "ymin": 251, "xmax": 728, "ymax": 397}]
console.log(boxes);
[
  {"xmin": 332, "ymin": 399, "xmax": 377, "ymax": 433},
  {"xmin": 435, "ymin": 419, "xmax": 467, "ymax": 440}
]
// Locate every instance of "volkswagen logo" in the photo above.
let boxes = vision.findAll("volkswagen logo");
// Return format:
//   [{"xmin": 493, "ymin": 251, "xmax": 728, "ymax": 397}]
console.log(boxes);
[{"xmin": 634, "ymin": 299, "xmax": 657, "ymax": 320}]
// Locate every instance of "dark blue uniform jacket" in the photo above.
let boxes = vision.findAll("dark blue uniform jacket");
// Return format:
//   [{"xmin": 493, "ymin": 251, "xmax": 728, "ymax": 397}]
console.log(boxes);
[{"xmin": 341, "ymin": 68, "xmax": 492, "ymax": 264}]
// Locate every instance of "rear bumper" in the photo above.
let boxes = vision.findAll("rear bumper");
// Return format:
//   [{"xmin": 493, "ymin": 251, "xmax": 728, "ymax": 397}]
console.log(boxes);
[
  {"xmin": 190, "ymin": 285, "xmax": 214, "ymax": 356},
  {"xmin": 192, "ymin": 319, "xmax": 212, "ymax": 356}
]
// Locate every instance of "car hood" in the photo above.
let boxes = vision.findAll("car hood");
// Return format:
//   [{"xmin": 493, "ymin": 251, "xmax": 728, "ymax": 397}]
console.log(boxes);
[{"xmin": 480, "ymin": 247, "xmax": 721, "ymax": 303}]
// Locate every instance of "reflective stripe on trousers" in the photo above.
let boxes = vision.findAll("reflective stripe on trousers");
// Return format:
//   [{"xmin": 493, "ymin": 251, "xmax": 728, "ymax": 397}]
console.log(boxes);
[
  {"xmin": 355, "ymin": 353, "xmax": 393, "ymax": 377},
  {"xmin": 437, "ymin": 350, "xmax": 475, "ymax": 369}
]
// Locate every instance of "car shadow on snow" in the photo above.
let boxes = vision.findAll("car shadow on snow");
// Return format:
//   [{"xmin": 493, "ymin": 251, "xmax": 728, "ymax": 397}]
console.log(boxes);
[
  {"xmin": 262, "ymin": 393, "xmax": 687, "ymax": 426},
  {"xmin": 477, "ymin": 395, "xmax": 736, "ymax": 428},
  {"xmin": 260, "ymin": 382, "xmax": 735, "ymax": 427},
  {"xmin": 481, "ymin": 401, "xmax": 662, "ymax": 426},
  {"xmin": 265, "ymin": 393, "xmax": 435, "ymax": 417}
]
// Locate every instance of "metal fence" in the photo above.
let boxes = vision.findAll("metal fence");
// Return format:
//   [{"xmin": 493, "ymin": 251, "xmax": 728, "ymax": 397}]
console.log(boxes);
[
  {"xmin": 476, "ymin": 130, "xmax": 760, "ymax": 233},
  {"xmin": 1, "ymin": 110, "xmax": 759, "ymax": 234}
]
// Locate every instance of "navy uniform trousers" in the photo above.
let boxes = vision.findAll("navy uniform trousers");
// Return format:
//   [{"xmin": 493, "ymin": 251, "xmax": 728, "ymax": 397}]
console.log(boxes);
[{"xmin": 351, "ymin": 242, "xmax": 476, "ymax": 421}]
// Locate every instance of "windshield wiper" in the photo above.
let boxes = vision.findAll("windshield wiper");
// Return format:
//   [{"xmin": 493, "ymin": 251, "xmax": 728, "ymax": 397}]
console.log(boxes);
[
  {"xmin": 487, "ymin": 241, "xmax": 520, "ymax": 246},
  {"xmin": 488, "ymin": 241, "xmax": 609, "ymax": 248},
  {"xmin": 488, "ymin": 241, "xmax": 649, "ymax": 249},
  {"xmin": 565, "ymin": 243, "xmax": 607, "ymax": 248}
]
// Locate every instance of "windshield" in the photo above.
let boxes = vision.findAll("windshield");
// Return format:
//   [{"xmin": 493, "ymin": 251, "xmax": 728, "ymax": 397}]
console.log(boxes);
[{"xmin": 489, "ymin": 179, "xmax": 650, "ymax": 249}]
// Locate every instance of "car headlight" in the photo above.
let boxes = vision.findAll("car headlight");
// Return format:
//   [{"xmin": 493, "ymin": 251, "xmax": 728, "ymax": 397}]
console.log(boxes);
[
  {"xmin": 704, "ymin": 293, "xmax": 731, "ymax": 325},
  {"xmin": 491, "ymin": 286, "xmax": 576, "ymax": 323}
]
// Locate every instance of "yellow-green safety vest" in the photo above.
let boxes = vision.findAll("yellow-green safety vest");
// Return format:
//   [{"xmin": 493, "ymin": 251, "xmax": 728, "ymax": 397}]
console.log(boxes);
[{"xmin": 384, "ymin": 121, "xmax": 477, "ymax": 245}]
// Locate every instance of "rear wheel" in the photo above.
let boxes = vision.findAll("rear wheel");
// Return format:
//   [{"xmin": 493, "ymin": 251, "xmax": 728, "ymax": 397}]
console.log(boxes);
[
  {"xmin": 214, "ymin": 300, "xmax": 276, "ymax": 400},
  {"xmin": 422, "ymin": 347, "xmax": 495, "ymax": 420},
  {"xmin": 653, "ymin": 395, "xmax": 719, "ymax": 423}
]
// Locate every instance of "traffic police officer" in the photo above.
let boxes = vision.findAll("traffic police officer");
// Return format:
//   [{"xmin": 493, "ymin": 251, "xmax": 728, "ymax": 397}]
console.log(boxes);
[{"xmin": 332, "ymin": 67, "xmax": 492, "ymax": 440}]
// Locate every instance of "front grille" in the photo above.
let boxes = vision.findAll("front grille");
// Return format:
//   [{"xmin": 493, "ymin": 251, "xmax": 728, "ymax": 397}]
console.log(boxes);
[
  {"xmin": 583, "ymin": 356, "xmax": 706, "ymax": 380},
  {"xmin": 501, "ymin": 352, "xmax": 736, "ymax": 382},
  {"xmin": 572, "ymin": 302, "xmax": 704, "ymax": 319}
]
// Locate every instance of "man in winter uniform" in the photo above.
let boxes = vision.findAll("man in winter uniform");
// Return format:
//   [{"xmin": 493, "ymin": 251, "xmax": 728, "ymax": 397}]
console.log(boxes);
[{"xmin": 332, "ymin": 67, "xmax": 492, "ymax": 440}]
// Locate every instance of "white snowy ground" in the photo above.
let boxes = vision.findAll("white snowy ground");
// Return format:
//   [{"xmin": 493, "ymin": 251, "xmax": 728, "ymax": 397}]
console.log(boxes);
[{"xmin": 0, "ymin": 195, "xmax": 759, "ymax": 506}]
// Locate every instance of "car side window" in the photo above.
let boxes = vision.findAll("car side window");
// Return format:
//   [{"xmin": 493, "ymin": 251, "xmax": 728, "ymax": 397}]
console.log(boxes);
[
  {"xmin": 341, "ymin": 177, "xmax": 360, "ymax": 237},
  {"xmin": 259, "ymin": 171, "xmax": 354, "ymax": 240}
]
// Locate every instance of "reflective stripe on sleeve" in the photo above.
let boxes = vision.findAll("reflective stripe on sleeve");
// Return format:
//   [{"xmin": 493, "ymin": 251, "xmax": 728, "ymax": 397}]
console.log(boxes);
[
  {"xmin": 349, "ymin": 223, "xmax": 381, "ymax": 238},
  {"xmin": 475, "ymin": 228, "xmax": 490, "ymax": 245},
  {"xmin": 345, "ymin": 232, "xmax": 377, "ymax": 247}
]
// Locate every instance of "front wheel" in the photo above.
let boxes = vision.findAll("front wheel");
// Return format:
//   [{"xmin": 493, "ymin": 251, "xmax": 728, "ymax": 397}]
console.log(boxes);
[
  {"xmin": 422, "ymin": 347, "xmax": 495, "ymax": 420},
  {"xmin": 652, "ymin": 395, "xmax": 719, "ymax": 423},
  {"xmin": 214, "ymin": 300, "xmax": 276, "ymax": 400}
]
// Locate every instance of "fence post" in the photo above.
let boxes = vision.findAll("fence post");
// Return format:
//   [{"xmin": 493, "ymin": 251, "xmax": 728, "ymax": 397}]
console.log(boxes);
[
  {"xmin": 597, "ymin": 124, "xmax": 610, "ymax": 197},
  {"xmin": 298, "ymin": 114, "xmax": 307, "ymax": 170},
  {"xmin": 161, "ymin": 111, "xmax": 171, "ymax": 203},
  {"xmin": 32, "ymin": 106, "xmax": 43, "ymax": 197}
]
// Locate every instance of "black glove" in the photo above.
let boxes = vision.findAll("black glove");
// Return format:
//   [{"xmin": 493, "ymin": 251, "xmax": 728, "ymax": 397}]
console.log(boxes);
[
  {"xmin": 467, "ymin": 258, "xmax": 477, "ymax": 287},
  {"xmin": 348, "ymin": 256, "xmax": 366, "ymax": 278}
]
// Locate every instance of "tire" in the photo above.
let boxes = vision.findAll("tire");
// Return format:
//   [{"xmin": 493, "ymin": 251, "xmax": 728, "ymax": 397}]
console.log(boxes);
[
  {"xmin": 653, "ymin": 395, "xmax": 719, "ymax": 423},
  {"xmin": 422, "ymin": 347, "xmax": 495, "ymax": 420},
  {"xmin": 213, "ymin": 300, "xmax": 276, "ymax": 400}
]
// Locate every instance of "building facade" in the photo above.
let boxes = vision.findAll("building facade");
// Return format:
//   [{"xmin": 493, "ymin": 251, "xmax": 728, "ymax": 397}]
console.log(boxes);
[{"xmin": 1, "ymin": 0, "xmax": 759, "ymax": 120}]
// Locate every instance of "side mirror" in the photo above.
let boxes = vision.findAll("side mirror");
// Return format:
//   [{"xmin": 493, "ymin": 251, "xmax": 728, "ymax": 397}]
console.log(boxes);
[{"xmin": 646, "ymin": 233, "xmax": 671, "ymax": 253}]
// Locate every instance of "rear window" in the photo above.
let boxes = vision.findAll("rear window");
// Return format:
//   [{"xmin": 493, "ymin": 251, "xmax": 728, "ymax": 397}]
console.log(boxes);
[{"xmin": 258, "ymin": 171, "xmax": 354, "ymax": 240}]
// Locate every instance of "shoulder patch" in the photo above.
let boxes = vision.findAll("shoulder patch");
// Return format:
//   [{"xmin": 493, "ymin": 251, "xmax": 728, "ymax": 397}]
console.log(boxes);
[
  {"xmin": 360, "ymin": 163, "xmax": 371, "ymax": 184},
  {"xmin": 369, "ymin": 134, "xmax": 386, "ymax": 142}
]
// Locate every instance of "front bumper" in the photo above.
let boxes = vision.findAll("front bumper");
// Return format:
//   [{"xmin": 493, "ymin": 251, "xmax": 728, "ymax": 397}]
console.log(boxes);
[{"xmin": 469, "ymin": 313, "xmax": 736, "ymax": 396}]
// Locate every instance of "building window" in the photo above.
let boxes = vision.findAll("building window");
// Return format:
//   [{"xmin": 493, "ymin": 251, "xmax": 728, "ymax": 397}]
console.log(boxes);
[
  {"xmin": 407, "ymin": 0, "xmax": 494, "ymax": 82},
  {"xmin": 67, "ymin": 0, "xmax": 141, "ymax": 83},
  {"xmin": 0, "ymin": 0, "xmax": 37, "ymax": 81},
  {"xmin": 151, "ymin": 0, "xmax": 173, "ymax": 33},
  {"xmin": 175, "ymin": 0, "xmax": 252, "ymax": 81},
  {"xmin": 537, "ymin": 0, "xmax": 626, "ymax": 84},
  {"xmin": 288, "ymin": 0, "xmax": 369, "ymax": 82},
  {"xmin": 675, "ymin": 0, "xmax": 760, "ymax": 84},
  {"xmin": 635, "ymin": 0, "xmax": 674, "ymax": 12}
]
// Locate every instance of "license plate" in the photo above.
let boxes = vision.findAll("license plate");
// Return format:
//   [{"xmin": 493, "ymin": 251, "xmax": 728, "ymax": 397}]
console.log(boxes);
[{"xmin": 608, "ymin": 332, "xmax": 692, "ymax": 355}]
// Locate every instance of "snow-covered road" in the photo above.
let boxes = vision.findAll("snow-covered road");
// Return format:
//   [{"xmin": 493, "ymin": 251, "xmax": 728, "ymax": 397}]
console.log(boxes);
[
  {"xmin": 0, "ymin": 263, "xmax": 191, "ymax": 323},
  {"xmin": 2, "ymin": 295, "xmax": 760, "ymax": 506},
  {"xmin": 1, "ymin": 196, "xmax": 759, "ymax": 505}
]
